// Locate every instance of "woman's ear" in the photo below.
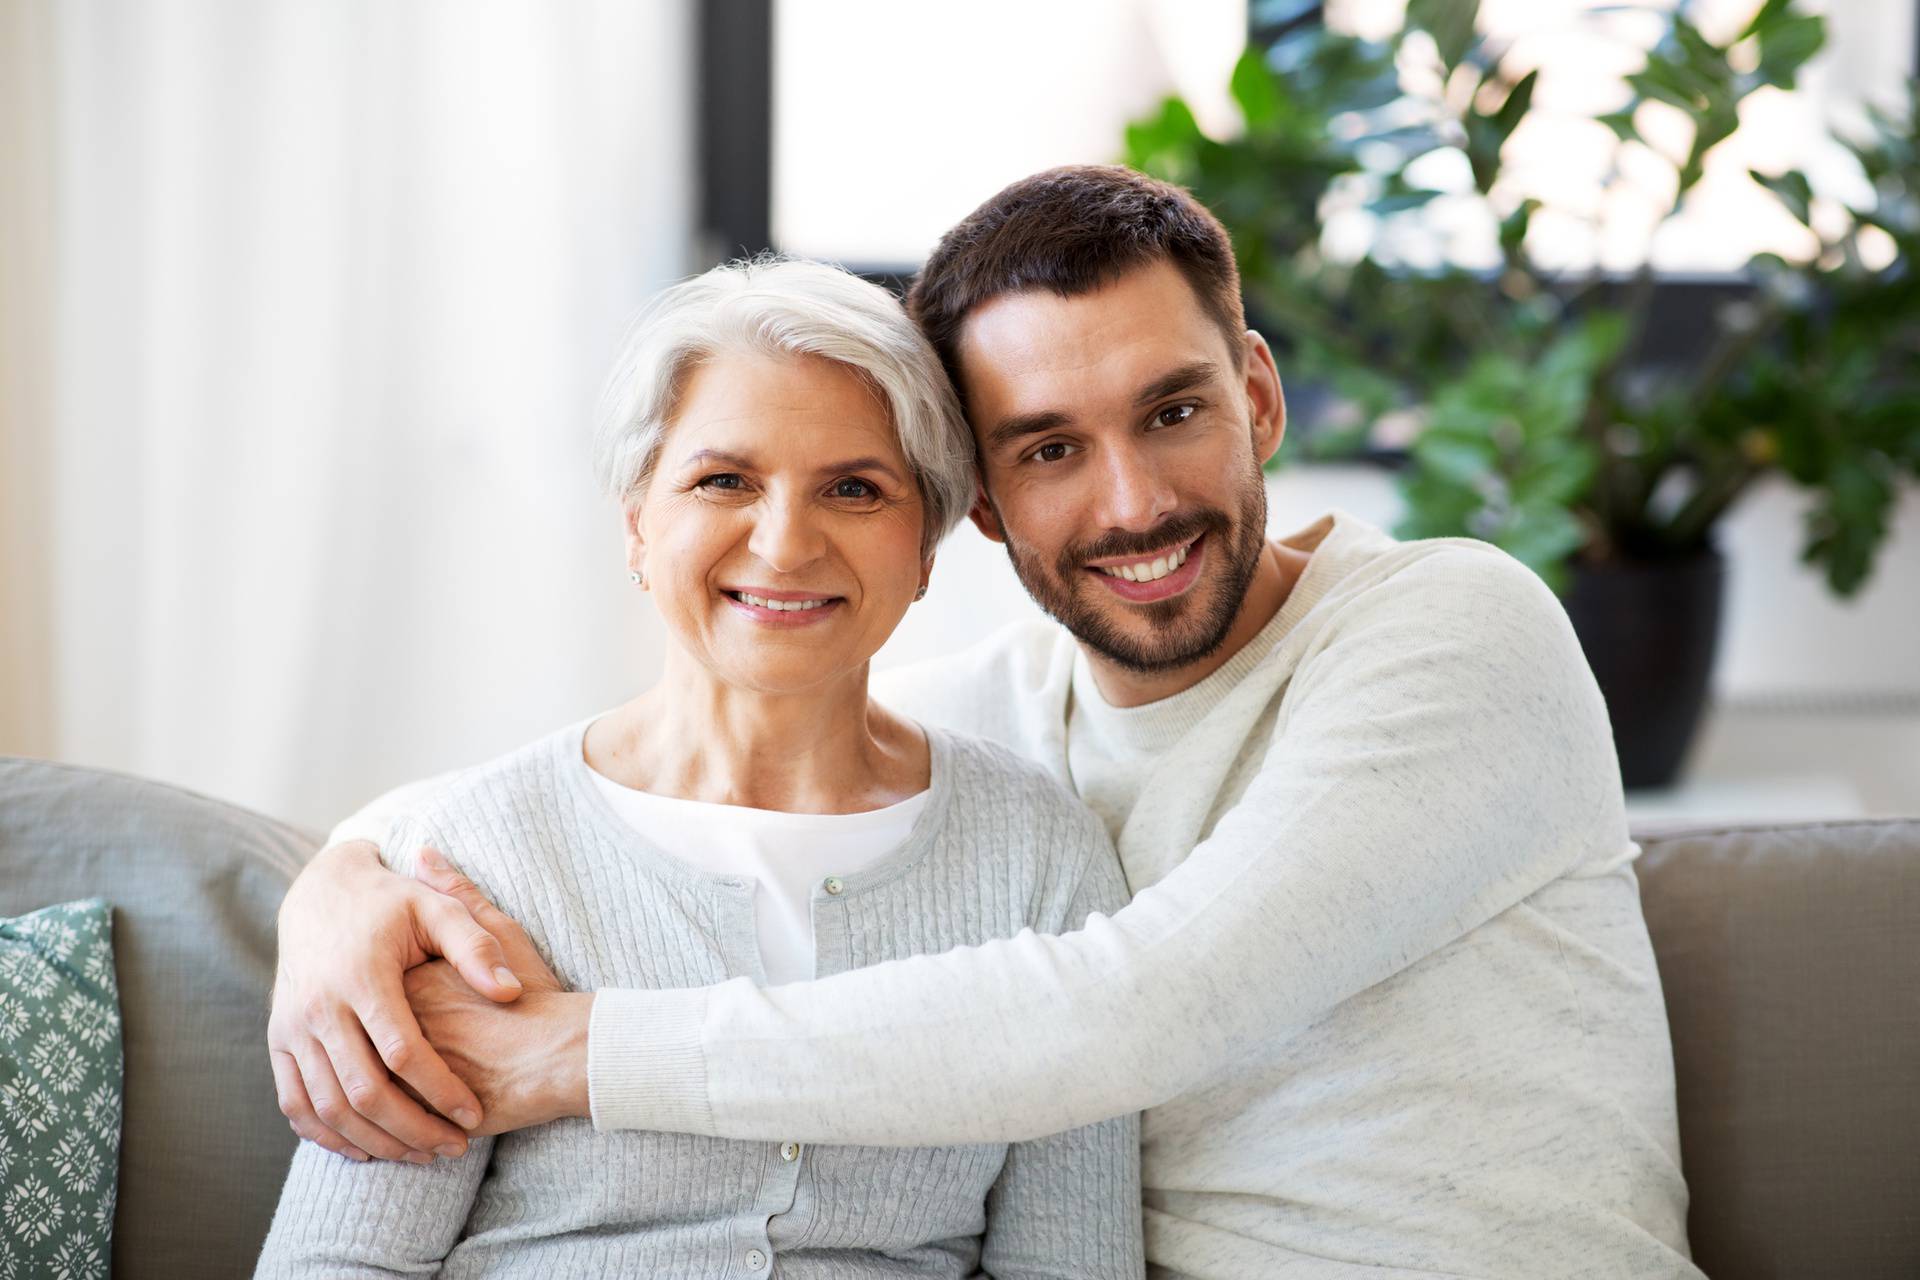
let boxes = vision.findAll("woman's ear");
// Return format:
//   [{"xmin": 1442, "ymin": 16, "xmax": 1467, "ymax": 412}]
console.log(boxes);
[
  {"xmin": 622, "ymin": 496, "xmax": 648, "ymax": 584},
  {"xmin": 1243, "ymin": 329, "xmax": 1287, "ymax": 465}
]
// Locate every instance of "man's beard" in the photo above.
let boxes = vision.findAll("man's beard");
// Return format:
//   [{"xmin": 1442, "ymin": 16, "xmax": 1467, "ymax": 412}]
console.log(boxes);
[{"xmin": 990, "ymin": 460, "xmax": 1268, "ymax": 675}]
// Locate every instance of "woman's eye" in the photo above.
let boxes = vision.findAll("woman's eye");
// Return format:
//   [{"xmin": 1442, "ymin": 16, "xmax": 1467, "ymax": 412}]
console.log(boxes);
[
  {"xmin": 1155, "ymin": 403, "xmax": 1197, "ymax": 428},
  {"xmin": 833, "ymin": 477, "xmax": 877, "ymax": 500},
  {"xmin": 697, "ymin": 473, "xmax": 745, "ymax": 491}
]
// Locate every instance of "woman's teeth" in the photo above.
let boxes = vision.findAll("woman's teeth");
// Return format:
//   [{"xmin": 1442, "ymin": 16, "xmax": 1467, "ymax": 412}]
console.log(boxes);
[
  {"xmin": 737, "ymin": 592, "xmax": 829, "ymax": 611},
  {"xmin": 1096, "ymin": 540, "xmax": 1192, "ymax": 583}
]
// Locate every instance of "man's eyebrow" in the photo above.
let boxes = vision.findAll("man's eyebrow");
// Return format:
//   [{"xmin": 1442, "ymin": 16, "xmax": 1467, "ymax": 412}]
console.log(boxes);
[
  {"xmin": 1133, "ymin": 360, "xmax": 1220, "ymax": 407},
  {"xmin": 986, "ymin": 410, "xmax": 1072, "ymax": 453},
  {"xmin": 983, "ymin": 360, "xmax": 1222, "ymax": 454}
]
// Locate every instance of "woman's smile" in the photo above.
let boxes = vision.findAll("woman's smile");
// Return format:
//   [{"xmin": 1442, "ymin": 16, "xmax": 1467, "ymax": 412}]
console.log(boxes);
[{"xmin": 721, "ymin": 586, "xmax": 846, "ymax": 626}]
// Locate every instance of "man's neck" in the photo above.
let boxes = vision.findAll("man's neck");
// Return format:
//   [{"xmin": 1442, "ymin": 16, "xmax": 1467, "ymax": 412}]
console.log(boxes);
[{"xmin": 1083, "ymin": 538, "xmax": 1312, "ymax": 709}]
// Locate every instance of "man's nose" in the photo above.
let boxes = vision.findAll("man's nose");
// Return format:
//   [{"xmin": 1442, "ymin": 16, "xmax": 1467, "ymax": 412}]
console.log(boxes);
[
  {"xmin": 747, "ymin": 492, "xmax": 827, "ymax": 572},
  {"xmin": 1097, "ymin": 442, "xmax": 1178, "ymax": 533}
]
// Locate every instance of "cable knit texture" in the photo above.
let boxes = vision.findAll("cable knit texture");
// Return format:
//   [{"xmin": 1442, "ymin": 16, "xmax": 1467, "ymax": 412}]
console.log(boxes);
[{"xmin": 255, "ymin": 724, "xmax": 1143, "ymax": 1279}]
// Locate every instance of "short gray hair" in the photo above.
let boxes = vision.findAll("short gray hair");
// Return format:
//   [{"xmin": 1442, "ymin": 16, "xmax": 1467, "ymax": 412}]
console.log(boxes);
[{"xmin": 593, "ymin": 256, "xmax": 976, "ymax": 558}]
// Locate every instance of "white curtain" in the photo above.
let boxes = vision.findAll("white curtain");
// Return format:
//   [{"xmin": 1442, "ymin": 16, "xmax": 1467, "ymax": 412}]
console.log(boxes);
[{"xmin": 2, "ymin": 0, "xmax": 693, "ymax": 830}]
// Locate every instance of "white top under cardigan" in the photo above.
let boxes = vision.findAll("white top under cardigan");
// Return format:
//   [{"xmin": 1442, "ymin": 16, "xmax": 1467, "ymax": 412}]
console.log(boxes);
[{"xmin": 586, "ymin": 769, "xmax": 928, "ymax": 985}]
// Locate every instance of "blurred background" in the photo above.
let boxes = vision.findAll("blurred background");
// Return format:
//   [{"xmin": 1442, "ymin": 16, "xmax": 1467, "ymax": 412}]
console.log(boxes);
[{"xmin": 1, "ymin": 0, "xmax": 1914, "ymax": 831}]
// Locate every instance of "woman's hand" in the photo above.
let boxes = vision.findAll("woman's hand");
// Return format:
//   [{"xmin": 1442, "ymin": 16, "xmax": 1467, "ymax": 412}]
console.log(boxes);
[{"xmin": 268, "ymin": 840, "xmax": 526, "ymax": 1163}]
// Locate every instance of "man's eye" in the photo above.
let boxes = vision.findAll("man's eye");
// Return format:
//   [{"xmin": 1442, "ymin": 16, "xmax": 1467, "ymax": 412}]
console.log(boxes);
[
  {"xmin": 1031, "ymin": 442, "xmax": 1073, "ymax": 464},
  {"xmin": 1155, "ymin": 404, "xmax": 1197, "ymax": 428},
  {"xmin": 833, "ymin": 477, "xmax": 877, "ymax": 500}
]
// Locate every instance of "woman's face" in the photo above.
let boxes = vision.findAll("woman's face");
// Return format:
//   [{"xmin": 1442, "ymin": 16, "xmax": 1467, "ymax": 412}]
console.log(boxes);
[{"xmin": 628, "ymin": 350, "xmax": 930, "ymax": 697}]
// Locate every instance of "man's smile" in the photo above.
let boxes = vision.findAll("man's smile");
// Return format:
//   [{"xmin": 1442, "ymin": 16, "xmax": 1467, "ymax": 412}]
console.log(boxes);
[{"xmin": 1085, "ymin": 533, "xmax": 1207, "ymax": 603}]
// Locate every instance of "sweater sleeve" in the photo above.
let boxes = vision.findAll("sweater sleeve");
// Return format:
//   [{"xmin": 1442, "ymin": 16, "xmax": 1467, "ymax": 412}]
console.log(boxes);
[
  {"xmin": 325, "ymin": 772, "xmax": 460, "ymax": 849},
  {"xmin": 253, "ymin": 1136, "xmax": 492, "ymax": 1277},
  {"xmin": 980, "ymin": 821, "xmax": 1145, "ymax": 1279},
  {"xmin": 589, "ymin": 549, "xmax": 1622, "ymax": 1145}
]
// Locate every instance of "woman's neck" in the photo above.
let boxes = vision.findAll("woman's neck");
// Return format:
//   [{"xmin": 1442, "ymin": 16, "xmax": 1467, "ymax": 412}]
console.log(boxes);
[{"xmin": 585, "ymin": 650, "xmax": 928, "ymax": 813}]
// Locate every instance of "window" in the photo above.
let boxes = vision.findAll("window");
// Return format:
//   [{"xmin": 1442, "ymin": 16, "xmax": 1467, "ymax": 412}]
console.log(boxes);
[
  {"xmin": 741, "ymin": 0, "xmax": 1916, "ymax": 275},
  {"xmin": 1321, "ymin": 0, "xmax": 1917, "ymax": 274},
  {"xmin": 770, "ymin": 0, "xmax": 1248, "ymax": 266}
]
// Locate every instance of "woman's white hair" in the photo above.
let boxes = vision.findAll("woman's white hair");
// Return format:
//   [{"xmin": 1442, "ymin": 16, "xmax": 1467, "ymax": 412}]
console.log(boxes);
[{"xmin": 592, "ymin": 255, "xmax": 976, "ymax": 558}]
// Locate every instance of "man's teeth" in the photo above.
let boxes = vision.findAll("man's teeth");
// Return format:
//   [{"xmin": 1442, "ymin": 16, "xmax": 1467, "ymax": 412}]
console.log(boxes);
[
  {"xmin": 739, "ymin": 592, "xmax": 828, "ymax": 611},
  {"xmin": 1096, "ymin": 541, "xmax": 1192, "ymax": 583}
]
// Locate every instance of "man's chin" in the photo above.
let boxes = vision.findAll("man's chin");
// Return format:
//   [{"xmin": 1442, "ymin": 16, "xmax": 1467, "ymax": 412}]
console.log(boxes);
[{"xmin": 1059, "ymin": 584, "xmax": 1238, "ymax": 675}]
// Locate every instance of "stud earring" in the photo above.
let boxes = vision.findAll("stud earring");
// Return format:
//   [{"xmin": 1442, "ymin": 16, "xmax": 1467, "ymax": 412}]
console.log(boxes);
[
  {"xmin": 629, "ymin": 570, "xmax": 646, "ymax": 588},
  {"xmin": 914, "ymin": 585, "xmax": 927, "ymax": 601}
]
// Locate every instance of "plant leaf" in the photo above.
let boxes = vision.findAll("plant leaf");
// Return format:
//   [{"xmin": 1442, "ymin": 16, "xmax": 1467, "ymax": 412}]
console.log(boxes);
[
  {"xmin": 1229, "ymin": 47, "xmax": 1283, "ymax": 130},
  {"xmin": 1750, "ymin": 167, "xmax": 1814, "ymax": 225},
  {"xmin": 1756, "ymin": 13, "xmax": 1826, "ymax": 89},
  {"xmin": 1406, "ymin": 0, "xmax": 1481, "ymax": 73},
  {"xmin": 1490, "ymin": 69, "xmax": 1538, "ymax": 144}
]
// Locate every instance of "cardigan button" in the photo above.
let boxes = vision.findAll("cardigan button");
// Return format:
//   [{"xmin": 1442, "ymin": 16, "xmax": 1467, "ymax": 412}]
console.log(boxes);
[
  {"xmin": 746, "ymin": 1248, "xmax": 768, "ymax": 1271},
  {"xmin": 780, "ymin": 1141, "xmax": 801, "ymax": 1162},
  {"xmin": 822, "ymin": 876, "xmax": 843, "ymax": 895}
]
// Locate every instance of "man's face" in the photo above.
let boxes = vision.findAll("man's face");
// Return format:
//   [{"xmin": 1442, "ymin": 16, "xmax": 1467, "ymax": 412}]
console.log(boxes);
[{"xmin": 955, "ymin": 260, "xmax": 1285, "ymax": 674}]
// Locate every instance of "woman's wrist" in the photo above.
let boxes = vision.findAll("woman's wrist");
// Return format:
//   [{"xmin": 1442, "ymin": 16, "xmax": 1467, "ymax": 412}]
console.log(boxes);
[{"xmin": 533, "ymin": 991, "xmax": 595, "ymax": 1123}]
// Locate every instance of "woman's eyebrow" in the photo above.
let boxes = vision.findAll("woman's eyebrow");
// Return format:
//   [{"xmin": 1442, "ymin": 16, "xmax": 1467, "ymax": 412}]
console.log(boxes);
[
  {"xmin": 680, "ymin": 447, "xmax": 905, "ymax": 485},
  {"xmin": 681, "ymin": 447, "xmax": 757, "ymax": 471},
  {"xmin": 818, "ymin": 455, "xmax": 906, "ymax": 483}
]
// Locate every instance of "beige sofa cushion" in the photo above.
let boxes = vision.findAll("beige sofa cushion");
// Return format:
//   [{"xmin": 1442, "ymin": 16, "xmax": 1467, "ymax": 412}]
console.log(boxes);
[
  {"xmin": 0, "ymin": 758, "xmax": 315, "ymax": 1278},
  {"xmin": 1637, "ymin": 819, "xmax": 1920, "ymax": 1280}
]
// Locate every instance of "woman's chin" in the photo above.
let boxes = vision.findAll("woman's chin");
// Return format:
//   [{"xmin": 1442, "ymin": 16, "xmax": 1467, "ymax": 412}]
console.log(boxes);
[{"xmin": 699, "ymin": 652, "xmax": 871, "ymax": 699}]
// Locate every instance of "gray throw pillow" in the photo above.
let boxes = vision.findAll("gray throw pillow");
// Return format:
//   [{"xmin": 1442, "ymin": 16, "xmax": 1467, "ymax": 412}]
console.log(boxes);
[{"xmin": 0, "ymin": 897, "xmax": 123, "ymax": 1278}]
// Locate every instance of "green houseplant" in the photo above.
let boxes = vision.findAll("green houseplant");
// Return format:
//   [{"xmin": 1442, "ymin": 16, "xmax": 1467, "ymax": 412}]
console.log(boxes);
[{"xmin": 1125, "ymin": 0, "xmax": 1920, "ymax": 785}]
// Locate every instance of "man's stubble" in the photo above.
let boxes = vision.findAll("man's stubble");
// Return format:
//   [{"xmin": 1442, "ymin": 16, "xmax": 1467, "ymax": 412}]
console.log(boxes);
[{"xmin": 985, "ymin": 449, "xmax": 1269, "ymax": 676}]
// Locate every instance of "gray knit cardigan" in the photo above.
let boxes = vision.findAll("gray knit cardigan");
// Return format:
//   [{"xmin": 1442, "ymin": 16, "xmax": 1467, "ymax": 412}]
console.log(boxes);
[{"xmin": 255, "ymin": 720, "xmax": 1144, "ymax": 1279}]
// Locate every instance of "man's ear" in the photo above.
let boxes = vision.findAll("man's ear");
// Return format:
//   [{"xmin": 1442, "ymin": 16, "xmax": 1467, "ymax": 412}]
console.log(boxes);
[
  {"xmin": 1243, "ymin": 329, "xmax": 1287, "ymax": 466},
  {"xmin": 966, "ymin": 474, "xmax": 1006, "ymax": 545}
]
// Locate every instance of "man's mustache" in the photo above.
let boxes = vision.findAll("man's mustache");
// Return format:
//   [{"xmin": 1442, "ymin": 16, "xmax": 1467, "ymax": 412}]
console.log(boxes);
[{"xmin": 1060, "ymin": 510, "xmax": 1229, "ymax": 577}]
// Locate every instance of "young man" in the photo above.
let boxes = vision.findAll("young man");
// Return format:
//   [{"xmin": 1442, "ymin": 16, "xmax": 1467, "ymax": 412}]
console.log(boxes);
[{"xmin": 271, "ymin": 167, "xmax": 1700, "ymax": 1277}]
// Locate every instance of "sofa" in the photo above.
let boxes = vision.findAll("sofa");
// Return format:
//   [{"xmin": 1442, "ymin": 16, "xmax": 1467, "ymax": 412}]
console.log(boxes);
[{"xmin": 2, "ymin": 756, "xmax": 1915, "ymax": 1278}]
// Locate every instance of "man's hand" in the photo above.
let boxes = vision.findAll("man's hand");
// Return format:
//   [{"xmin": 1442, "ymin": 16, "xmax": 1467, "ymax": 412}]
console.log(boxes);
[
  {"xmin": 268, "ymin": 840, "xmax": 525, "ymax": 1163},
  {"xmin": 400, "ymin": 851, "xmax": 591, "ymax": 1135}
]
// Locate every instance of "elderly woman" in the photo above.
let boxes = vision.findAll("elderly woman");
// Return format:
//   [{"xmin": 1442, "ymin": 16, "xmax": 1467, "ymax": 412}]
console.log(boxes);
[{"xmin": 252, "ymin": 258, "xmax": 1142, "ymax": 1278}]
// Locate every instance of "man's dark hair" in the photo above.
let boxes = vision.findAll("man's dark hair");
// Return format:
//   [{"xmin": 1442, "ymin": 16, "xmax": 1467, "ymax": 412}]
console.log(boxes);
[{"xmin": 905, "ymin": 165, "xmax": 1247, "ymax": 401}]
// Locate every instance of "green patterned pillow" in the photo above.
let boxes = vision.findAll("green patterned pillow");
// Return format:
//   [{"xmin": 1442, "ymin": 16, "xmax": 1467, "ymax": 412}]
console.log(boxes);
[{"xmin": 0, "ymin": 899, "xmax": 123, "ymax": 1279}]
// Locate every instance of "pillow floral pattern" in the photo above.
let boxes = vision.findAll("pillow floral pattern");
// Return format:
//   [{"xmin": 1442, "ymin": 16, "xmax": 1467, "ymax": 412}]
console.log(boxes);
[{"xmin": 0, "ymin": 899, "xmax": 123, "ymax": 1280}]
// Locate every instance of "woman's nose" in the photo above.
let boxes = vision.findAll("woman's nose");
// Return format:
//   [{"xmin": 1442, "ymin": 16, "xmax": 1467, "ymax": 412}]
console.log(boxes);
[{"xmin": 746, "ymin": 493, "xmax": 827, "ymax": 572}]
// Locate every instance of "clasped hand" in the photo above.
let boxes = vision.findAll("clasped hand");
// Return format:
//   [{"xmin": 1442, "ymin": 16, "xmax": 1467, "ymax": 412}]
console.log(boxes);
[{"xmin": 269, "ymin": 842, "xmax": 591, "ymax": 1163}]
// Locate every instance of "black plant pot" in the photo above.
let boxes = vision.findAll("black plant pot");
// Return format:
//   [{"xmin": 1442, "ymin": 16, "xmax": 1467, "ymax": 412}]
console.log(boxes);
[{"xmin": 1561, "ymin": 548, "xmax": 1726, "ymax": 790}]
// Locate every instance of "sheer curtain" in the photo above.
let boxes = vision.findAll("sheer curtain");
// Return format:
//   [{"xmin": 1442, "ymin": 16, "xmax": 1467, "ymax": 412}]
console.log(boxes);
[{"xmin": 2, "ymin": 0, "xmax": 692, "ymax": 829}]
